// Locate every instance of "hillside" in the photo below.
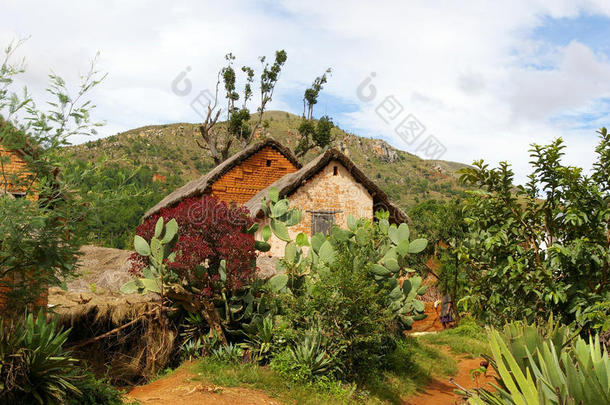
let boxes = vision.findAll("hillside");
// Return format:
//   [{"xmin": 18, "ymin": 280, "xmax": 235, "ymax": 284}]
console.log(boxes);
[{"xmin": 67, "ymin": 111, "xmax": 472, "ymax": 212}]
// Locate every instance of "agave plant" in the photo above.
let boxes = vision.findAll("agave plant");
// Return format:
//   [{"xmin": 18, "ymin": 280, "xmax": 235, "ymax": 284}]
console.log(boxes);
[
  {"xmin": 467, "ymin": 320, "xmax": 610, "ymax": 405},
  {"xmin": 211, "ymin": 343, "xmax": 244, "ymax": 364},
  {"xmin": 0, "ymin": 310, "xmax": 82, "ymax": 404},
  {"xmin": 289, "ymin": 331, "xmax": 333, "ymax": 376},
  {"xmin": 242, "ymin": 316, "xmax": 274, "ymax": 363}
]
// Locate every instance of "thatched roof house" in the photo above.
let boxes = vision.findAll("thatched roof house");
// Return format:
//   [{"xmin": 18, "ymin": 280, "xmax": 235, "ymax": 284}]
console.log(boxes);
[
  {"xmin": 244, "ymin": 148, "xmax": 409, "ymax": 224},
  {"xmin": 144, "ymin": 138, "xmax": 301, "ymax": 218},
  {"xmin": 145, "ymin": 140, "xmax": 409, "ymax": 257},
  {"xmin": 245, "ymin": 148, "xmax": 409, "ymax": 256}
]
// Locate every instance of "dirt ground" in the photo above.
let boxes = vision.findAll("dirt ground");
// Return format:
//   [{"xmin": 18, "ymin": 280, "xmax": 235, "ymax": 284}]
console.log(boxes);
[
  {"xmin": 127, "ymin": 350, "xmax": 494, "ymax": 405},
  {"xmin": 403, "ymin": 349, "xmax": 496, "ymax": 405},
  {"xmin": 126, "ymin": 362, "xmax": 281, "ymax": 405}
]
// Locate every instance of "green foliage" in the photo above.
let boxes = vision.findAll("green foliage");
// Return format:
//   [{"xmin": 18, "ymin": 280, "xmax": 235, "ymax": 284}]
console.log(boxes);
[
  {"xmin": 256, "ymin": 193, "xmax": 430, "ymax": 382},
  {"xmin": 212, "ymin": 343, "xmax": 244, "ymax": 364},
  {"xmin": 0, "ymin": 41, "xmax": 106, "ymax": 315},
  {"xmin": 66, "ymin": 372, "xmax": 125, "ymax": 405},
  {"xmin": 242, "ymin": 316, "xmax": 274, "ymax": 363},
  {"xmin": 295, "ymin": 115, "xmax": 335, "ymax": 157},
  {"xmin": 271, "ymin": 330, "xmax": 334, "ymax": 383},
  {"xmin": 62, "ymin": 160, "xmax": 181, "ymax": 249},
  {"xmin": 457, "ymin": 130, "xmax": 610, "ymax": 331},
  {"xmin": 302, "ymin": 68, "xmax": 331, "ymax": 120},
  {"xmin": 0, "ymin": 311, "xmax": 81, "ymax": 404},
  {"xmin": 179, "ymin": 312, "xmax": 221, "ymax": 360},
  {"xmin": 409, "ymin": 199, "xmax": 468, "ymax": 295},
  {"xmin": 467, "ymin": 321, "xmax": 610, "ymax": 405},
  {"xmin": 120, "ymin": 217, "xmax": 178, "ymax": 296}
]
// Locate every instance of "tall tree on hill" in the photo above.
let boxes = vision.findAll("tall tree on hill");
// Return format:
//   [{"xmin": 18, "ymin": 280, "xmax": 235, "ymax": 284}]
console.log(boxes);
[
  {"xmin": 295, "ymin": 68, "xmax": 334, "ymax": 157},
  {"xmin": 196, "ymin": 50, "xmax": 287, "ymax": 166}
]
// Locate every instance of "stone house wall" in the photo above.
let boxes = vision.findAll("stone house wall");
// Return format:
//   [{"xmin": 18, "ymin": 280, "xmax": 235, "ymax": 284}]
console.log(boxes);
[{"xmin": 256, "ymin": 159, "xmax": 374, "ymax": 257}]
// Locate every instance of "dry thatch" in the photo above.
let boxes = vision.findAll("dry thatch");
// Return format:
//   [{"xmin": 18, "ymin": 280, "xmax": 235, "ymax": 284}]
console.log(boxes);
[
  {"xmin": 49, "ymin": 246, "xmax": 177, "ymax": 384},
  {"xmin": 143, "ymin": 138, "xmax": 301, "ymax": 219},
  {"xmin": 244, "ymin": 148, "xmax": 410, "ymax": 224}
]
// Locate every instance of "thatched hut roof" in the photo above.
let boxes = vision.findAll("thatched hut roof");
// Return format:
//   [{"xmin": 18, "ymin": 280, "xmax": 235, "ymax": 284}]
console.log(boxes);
[
  {"xmin": 48, "ymin": 245, "xmax": 156, "ymax": 323},
  {"xmin": 143, "ymin": 138, "xmax": 301, "ymax": 219},
  {"xmin": 244, "ymin": 148, "xmax": 410, "ymax": 224}
]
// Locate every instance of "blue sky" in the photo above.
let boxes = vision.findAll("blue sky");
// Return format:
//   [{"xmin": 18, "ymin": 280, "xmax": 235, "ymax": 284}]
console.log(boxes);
[
  {"xmin": 532, "ymin": 14, "xmax": 610, "ymax": 52},
  {"xmin": 2, "ymin": 0, "xmax": 610, "ymax": 184}
]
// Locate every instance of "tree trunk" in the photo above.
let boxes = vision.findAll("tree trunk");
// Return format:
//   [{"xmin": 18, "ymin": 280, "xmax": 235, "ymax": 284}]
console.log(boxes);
[
  {"xmin": 201, "ymin": 299, "xmax": 227, "ymax": 345},
  {"xmin": 166, "ymin": 288, "xmax": 228, "ymax": 345}
]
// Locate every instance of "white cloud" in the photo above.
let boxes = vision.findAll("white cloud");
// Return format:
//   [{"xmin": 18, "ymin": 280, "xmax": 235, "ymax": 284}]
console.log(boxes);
[{"xmin": 1, "ymin": 0, "xmax": 609, "ymax": 183}]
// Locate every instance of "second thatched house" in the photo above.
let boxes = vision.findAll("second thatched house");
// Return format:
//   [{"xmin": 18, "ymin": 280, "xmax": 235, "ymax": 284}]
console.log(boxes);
[{"xmin": 144, "ymin": 138, "xmax": 408, "ymax": 257}]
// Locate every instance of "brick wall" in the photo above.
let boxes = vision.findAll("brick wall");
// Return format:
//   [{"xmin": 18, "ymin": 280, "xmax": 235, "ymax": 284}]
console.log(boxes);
[
  {"xmin": 0, "ymin": 146, "xmax": 45, "ymax": 315},
  {"xmin": 211, "ymin": 146, "xmax": 299, "ymax": 204},
  {"xmin": 0, "ymin": 145, "xmax": 31, "ymax": 195},
  {"xmin": 257, "ymin": 160, "xmax": 374, "ymax": 257}
]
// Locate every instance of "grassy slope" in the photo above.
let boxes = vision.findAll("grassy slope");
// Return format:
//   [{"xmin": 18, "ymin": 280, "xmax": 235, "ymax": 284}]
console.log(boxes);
[{"xmin": 66, "ymin": 111, "xmax": 473, "ymax": 212}]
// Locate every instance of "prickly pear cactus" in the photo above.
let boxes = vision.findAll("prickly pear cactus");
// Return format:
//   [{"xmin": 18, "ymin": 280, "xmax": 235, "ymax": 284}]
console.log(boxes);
[
  {"xmin": 264, "ymin": 192, "xmax": 430, "ymax": 329},
  {"xmin": 120, "ymin": 216, "xmax": 178, "ymax": 295}
]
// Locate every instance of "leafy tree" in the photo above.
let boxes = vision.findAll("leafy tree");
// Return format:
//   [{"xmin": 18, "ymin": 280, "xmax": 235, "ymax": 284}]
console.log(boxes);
[
  {"xmin": 409, "ymin": 199, "xmax": 468, "ymax": 312},
  {"xmin": 294, "ymin": 115, "xmax": 335, "ymax": 157},
  {"xmin": 302, "ymin": 68, "xmax": 331, "ymax": 120},
  {"xmin": 196, "ymin": 50, "xmax": 287, "ymax": 166},
  {"xmin": 0, "ymin": 40, "xmax": 106, "ymax": 316},
  {"xmin": 456, "ymin": 130, "xmax": 610, "ymax": 330},
  {"xmin": 62, "ymin": 159, "xmax": 181, "ymax": 249},
  {"xmin": 295, "ymin": 68, "xmax": 334, "ymax": 157}
]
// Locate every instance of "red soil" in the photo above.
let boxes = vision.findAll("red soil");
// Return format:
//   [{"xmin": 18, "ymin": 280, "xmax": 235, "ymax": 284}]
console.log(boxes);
[
  {"xmin": 403, "ymin": 350, "xmax": 496, "ymax": 405},
  {"xmin": 126, "ymin": 362, "xmax": 280, "ymax": 405},
  {"xmin": 127, "ymin": 348, "xmax": 494, "ymax": 405},
  {"xmin": 408, "ymin": 302, "xmax": 444, "ymax": 333}
]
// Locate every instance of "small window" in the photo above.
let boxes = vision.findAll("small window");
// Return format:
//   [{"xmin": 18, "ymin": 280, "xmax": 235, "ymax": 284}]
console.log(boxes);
[
  {"xmin": 333, "ymin": 166, "xmax": 338, "ymax": 176},
  {"xmin": 311, "ymin": 212, "xmax": 335, "ymax": 236},
  {"xmin": 266, "ymin": 159, "xmax": 272, "ymax": 167}
]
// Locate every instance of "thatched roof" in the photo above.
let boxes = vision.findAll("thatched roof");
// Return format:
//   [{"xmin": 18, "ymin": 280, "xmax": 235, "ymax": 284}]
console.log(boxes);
[
  {"xmin": 143, "ymin": 138, "xmax": 301, "ymax": 219},
  {"xmin": 244, "ymin": 148, "xmax": 410, "ymax": 224}
]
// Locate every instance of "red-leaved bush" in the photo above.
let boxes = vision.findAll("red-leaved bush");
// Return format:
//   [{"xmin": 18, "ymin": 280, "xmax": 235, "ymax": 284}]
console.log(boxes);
[{"xmin": 130, "ymin": 196, "xmax": 257, "ymax": 298}]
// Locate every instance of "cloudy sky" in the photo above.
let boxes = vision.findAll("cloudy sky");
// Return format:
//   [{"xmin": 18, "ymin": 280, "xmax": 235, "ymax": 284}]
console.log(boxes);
[{"xmin": 2, "ymin": 0, "xmax": 610, "ymax": 183}]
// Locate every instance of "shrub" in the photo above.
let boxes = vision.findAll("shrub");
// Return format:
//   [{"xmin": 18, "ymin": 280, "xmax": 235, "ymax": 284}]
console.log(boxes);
[
  {"xmin": 129, "ymin": 196, "xmax": 259, "ymax": 344},
  {"xmin": 283, "ymin": 248, "xmax": 397, "ymax": 380},
  {"xmin": 67, "ymin": 372, "xmax": 125, "ymax": 405},
  {"xmin": 132, "ymin": 196, "xmax": 257, "ymax": 296},
  {"xmin": 457, "ymin": 129, "xmax": 610, "ymax": 330},
  {"xmin": 0, "ymin": 311, "xmax": 81, "ymax": 404}
]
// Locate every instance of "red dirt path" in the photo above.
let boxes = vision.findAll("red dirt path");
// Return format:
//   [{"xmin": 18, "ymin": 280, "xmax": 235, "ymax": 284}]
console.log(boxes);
[
  {"xmin": 403, "ymin": 349, "xmax": 496, "ymax": 405},
  {"xmin": 126, "ymin": 363, "xmax": 280, "ymax": 405},
  {"xmin": 127, "ymin": 349, "xmax": 494, "ymax": 404}
]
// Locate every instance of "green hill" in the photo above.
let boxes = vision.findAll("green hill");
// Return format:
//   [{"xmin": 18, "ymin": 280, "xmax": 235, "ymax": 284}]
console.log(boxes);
[{"xmin": 67, "ymin": 111, "xmax": 472, "ymax": 211}]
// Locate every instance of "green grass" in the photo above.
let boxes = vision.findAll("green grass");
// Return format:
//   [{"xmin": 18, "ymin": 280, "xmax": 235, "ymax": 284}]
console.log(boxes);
[
  {"xmin": 417, "ymin": 318, "xmax": 491, "ymax": 358},
  {"xmin": 363, "ymin": 337, "xmax": 457, "ymax": 403},
  {"xmin": 195, "ymin": 359, "xmax": 359, "ymax": 404},
  {"xmin": 193, "ymin": 337, "xmax": 457, "ymax": 404}
]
